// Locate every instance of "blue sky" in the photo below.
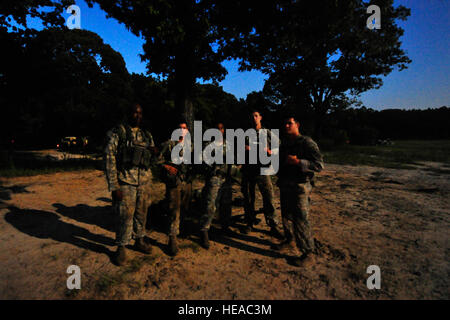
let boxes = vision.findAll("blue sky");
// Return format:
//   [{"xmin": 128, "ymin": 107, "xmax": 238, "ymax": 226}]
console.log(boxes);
[{"xmin": 29, "ymin": 0, "xmax": 449, "ymax": 110}]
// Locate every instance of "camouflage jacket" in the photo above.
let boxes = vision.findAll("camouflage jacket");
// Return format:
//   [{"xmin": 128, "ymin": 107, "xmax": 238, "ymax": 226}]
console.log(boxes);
[
  {"xmin": 277, "ymin": 134, "xmax": 324, "ymax": 185},
  {"xmin": 203, "ymin": 138, "xmax": 237, "ymax": 179},
  {"xmin": 243, "ymin": 126, "xmax": 280, "ymax": 176},
  {"xmin": 104, "ymin": 124, "xmax": 155, "ymax": 191},
  {"xmin": 158, "ymin": 139, "xmax": 194, "ymax": 186}
]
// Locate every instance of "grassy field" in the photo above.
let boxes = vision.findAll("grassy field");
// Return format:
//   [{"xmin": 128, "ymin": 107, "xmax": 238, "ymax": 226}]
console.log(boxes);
[
  {"xmin": 0, "ymin": 158, "xmax": 101, "ymax": 178},
  {"xmin": 1, "ymin": 140, "xmax": 450, "ymax": 177},
  {"xmin": 323, "ymin": 140, "xmax": 450, "ymax": 170}
]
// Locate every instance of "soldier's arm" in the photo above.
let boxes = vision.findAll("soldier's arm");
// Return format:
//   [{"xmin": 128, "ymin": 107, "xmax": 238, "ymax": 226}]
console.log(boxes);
[
  {"xmin": 104, "ymin": 129, "xmax": 121, "ymax": 192},
  {"xmin": 148, "ymin": 132, "xmax": 155, "ymax": 147},
  {"xmin": 158, "ymin": 141, "xmax": 173, "ymax": 164},
  {"xmin": 157, "ymin": 141, "xmax": 180, "ymax": 175},
  {"xmin": 266, "ymin": 128, "xmax": 280, "ymax": 155},
  {"xmin": 298, "ymin": 138, "xmax": 324, "ymax": 173}
]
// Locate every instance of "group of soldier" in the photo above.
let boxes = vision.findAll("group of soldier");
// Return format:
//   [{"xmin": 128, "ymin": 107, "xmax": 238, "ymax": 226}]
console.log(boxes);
[{"xmin": 104, "ymin": 103, "xmax": 324, "ymax": 268}]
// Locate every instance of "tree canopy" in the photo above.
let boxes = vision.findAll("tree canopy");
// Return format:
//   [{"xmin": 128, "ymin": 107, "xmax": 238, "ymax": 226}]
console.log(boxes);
[
  {"xmin": 85, "ymin": 0, "xmax": 236, "ymax": 130},
  {"xmin": 223, "ymin": 0, "xmax": 411, "ymax": 137},
  {"xmin": 1, "ymin": 28, "xmax": 132, "ymax": 146}
]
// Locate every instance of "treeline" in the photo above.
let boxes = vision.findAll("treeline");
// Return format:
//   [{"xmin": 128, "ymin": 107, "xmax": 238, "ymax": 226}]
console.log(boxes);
[
  {"xmin": 328, "ymin": 107, "xmax": 450, "ymax": 143},
  {"xmin": 3, "ymin": 0, "xmax": 444, "ymax": 151}
]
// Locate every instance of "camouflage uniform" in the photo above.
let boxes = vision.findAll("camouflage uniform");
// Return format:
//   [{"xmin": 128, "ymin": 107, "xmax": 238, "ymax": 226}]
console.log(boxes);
[
  {"xmin": 277, "ymin": 134, "xmax": 324, "ymax": 254},
  {"xmin": 104, "ymin": 124, "xmax": 155, "ymax": 246},
  {"xmin": 241, "ymin": 127, "xmax": 279, "ymax": 227},
  {"xmin": 200, "ymin": 140, "xmax": 233, "ymax": 231},
  {"xmin": 158, "ymin": 139, "xmax": 193, "ymax": 236}
]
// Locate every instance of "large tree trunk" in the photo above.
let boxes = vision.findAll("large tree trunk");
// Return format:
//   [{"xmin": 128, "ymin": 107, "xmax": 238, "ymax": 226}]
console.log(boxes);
[
  {"xmin": 174, "ymin": 82, "xmax": 194, "ymax": 132},
  {"xmin": 175, "ymin": 37, "xmax": 195, "ymax": 131},
  {"xmin": 313, "ymin": 101, "xmax": 328, "ymax": 139}
]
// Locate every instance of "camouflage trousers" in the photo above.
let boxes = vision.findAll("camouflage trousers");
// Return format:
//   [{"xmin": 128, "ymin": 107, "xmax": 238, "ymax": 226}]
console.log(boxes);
[
  {"xmin": 113, "ymin": 182, "xmax": 151, "ymax": 246},
  {"xmin": 166, "ymin": 182, "xmax": 192, "ymax": 236},
  {"xmin": 200, "ymin": 176, "xmax": 232, "ymax": 231},
  {"xmin": 279, "ymin": 181, "xmax": 315, "ymax": 254},
  {"xmin": 241, "ymin": 173, "xmax": 278, "ymax": 227}
]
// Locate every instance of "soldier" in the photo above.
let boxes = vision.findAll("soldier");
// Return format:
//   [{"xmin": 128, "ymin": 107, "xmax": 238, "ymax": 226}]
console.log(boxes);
[
  {"xmin": 104, "ymin": 103, "xmax": 157, "ymax": 265},
  {"xmin": 158, "ymin": 120, "xmax": 193, "ymax": 256},
  {"xmin": 273, "ymin": 116, "xmax": 324, "ymax": 267},
  {"xmin": 199, "ymin": 122, "xmax": 234, "ymax": 249},
  {"xmin": 241, "ymin": 110, "xmax": 283, "ymax": 239}
]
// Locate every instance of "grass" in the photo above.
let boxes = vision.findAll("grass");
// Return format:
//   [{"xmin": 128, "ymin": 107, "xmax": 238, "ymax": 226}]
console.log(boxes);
[
  {"xmin": 322, "ymin": 140, "xmax": 450, "ymax": 169},
  {"xmin": 94, "ymin": 254, "xmax": 158, "ymax": 294},
  {"xmin": 0, "ymin": 158, "xmax": 101, "ymax": 177},
  {"xmin": 96, "ymin": 273, "xmax": 123, "ymax": 293},
  {"xmin": 2, "ymin": 140, "xmax": 449, "ymax": 176},
  {"xmin": 64, "ymin": 288, "xmax": 80, "ymax": 299}
]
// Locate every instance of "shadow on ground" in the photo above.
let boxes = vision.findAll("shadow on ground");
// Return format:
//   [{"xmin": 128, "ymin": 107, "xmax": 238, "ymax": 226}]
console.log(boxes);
[
  {"xmin": 53, "ymin": 203, "xmax": 116, "ymax": 233},
  {"xmin": 0, "ymin": 184, "xmax": 31, "ymax": 207},
  {"xmin": 4, "ymin": 206, "xmax": 114, "ymax": 259}
]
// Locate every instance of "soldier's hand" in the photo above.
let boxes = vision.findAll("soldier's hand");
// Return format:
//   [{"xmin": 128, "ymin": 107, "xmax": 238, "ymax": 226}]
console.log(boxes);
[
  {"xmin": 164, "ymin": 164, "xmax": 178, "ymax": 176},
  {"xmin": 112, "ymin": 189, "xmax": 123, "ymax": 202},
  {"xmin": 286, "ymin": 155, "xmax": 300, "ymax": 165},
  {"xmin": 245, "ymin": 145, "xmax": 251, "ymax": 151},
  {"xmin": 264, "ymin": 147, "xmax": 272, "ymax": 155}
]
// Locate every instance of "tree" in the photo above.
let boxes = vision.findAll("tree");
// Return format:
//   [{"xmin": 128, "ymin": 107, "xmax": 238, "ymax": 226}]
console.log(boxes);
[
  {"xmin": 0, "ymin": 0, "xmax": 73, "ymax": 32},
  {"xmin": 85, "ymin": 0, "xmax": 234, "ymax": 131},
  {"xmin": 130, "ymin": 73, "xmax": 174, "ymax": 143},
  {"xmin": 1, "ymin": 28, "xmax": 132, "ymax": 147},
  {"xmin": 227, "ymin": 0, "xmax": 411, "ymax": 138},
  {"xmin": 192, "ymin": 83, "xmax": 245, "ymax": 129},
  {"xmin": 1, "ymin": 0, "xmax": 75, "ymax": 145}
]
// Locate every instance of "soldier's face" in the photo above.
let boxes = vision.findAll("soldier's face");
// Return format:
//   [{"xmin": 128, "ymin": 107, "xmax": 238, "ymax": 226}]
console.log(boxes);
[
  {"xmin": 130, "ymin": 105, "xmax": 143, "ymax": 127},
  {"xmin": 217, "ymin": 123, "xmax": 225, "ymax": 136},
  {"xmin": 179, "ymin": 123, "xmax": 188, "ymax": 140},
  {"xmin": 251, "ymin": 112, "xmax": 262, "ymax": 127},
  {"xmin": 285, "ymin": 118, "xmax": 299, "ymax": 135}
]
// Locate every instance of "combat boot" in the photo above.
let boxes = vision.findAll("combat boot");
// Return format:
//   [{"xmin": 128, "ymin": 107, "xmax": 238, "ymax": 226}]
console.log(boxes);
[
  {"xmin": 272, "ymin": 238, "xmax": 293, "ymax": 251},
  {"xmin": 268, "ymin": 225, "xmax": 284, "ymax": 240},
  {"xmin": 291, "ymin": 253, "xmax": 315, "ymax": 268},
  {"xmin": 200, "ymin": 230, "xmax": 210, "ymax": 249},
  {"xmin": 241, "ymin": 220, "xmax": 254, "ymax": 234},
  {"xmin": 115, "ymin": 245, "xmax": 127, "ymax": 266},
  {"xmin": 168, "ymin": 235, "xmax": 179, "ymax": 256},
  {"xmin": 220, "ymin": 224, "xmax": 233, "ymax": 235},
  {"xmin": 135, "ymin": 237, "xmax": 152, "ymax": 254},
  {"xmin": 241, "ymin": 224, "xmax": 251, "ymax": 234}
]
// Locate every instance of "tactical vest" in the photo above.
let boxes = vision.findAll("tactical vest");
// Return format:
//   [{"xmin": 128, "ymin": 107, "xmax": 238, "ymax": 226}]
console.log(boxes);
[
  {"xmin": 114, "ymin": 124, "xmax": 153, "ymax": 170},
  {"xmin": 159, "ymin": 139, "xmax": 193, "ymax": 187},
  {"xmin": 204, "ymin": 141, "xmax": 230, "ymax": 178}
]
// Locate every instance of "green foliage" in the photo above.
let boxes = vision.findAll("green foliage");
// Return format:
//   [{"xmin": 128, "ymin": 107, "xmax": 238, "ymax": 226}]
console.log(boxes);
[
  {"xmin": 192, "ymin": 84, "xmax": 246, "ymax": 129},
  {"xmin": 0, "ymin": 0, "xmax": 73, "ymax": 31},
  {"xmin": 84, "ymin": 0, "xmax": 240, "ymax": 129},
  {"xmin": 86, "ymin": 0, "xmax": 228, "ymax": 82},
  {"xmin": 226, "ymin": 0, "xmax": 411, "ymax": 138},
  {"xmin": 0, "ymin": 28, "xmax": 132, "ymax": 147}
]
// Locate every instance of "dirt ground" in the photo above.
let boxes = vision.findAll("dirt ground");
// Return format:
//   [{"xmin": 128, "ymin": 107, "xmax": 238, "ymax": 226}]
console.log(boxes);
[{"xmin": 0, "ymin": 162, "xmax": 448, "ymax": 300}]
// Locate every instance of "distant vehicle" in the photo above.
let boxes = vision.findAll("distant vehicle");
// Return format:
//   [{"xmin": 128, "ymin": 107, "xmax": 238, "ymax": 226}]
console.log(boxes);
[
  {"xmin": 57, "ymin": 136, "xmax": 89, "ymax": 151},
  {"xmin": 377, "ymin": 138, "xmax": 394, "ymax": 146}
]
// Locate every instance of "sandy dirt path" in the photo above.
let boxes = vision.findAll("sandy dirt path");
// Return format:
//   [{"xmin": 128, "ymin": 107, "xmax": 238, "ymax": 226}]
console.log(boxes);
[{"xmin": 0, "ymin": 163, "xmax": 448, "ymax": 299}]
